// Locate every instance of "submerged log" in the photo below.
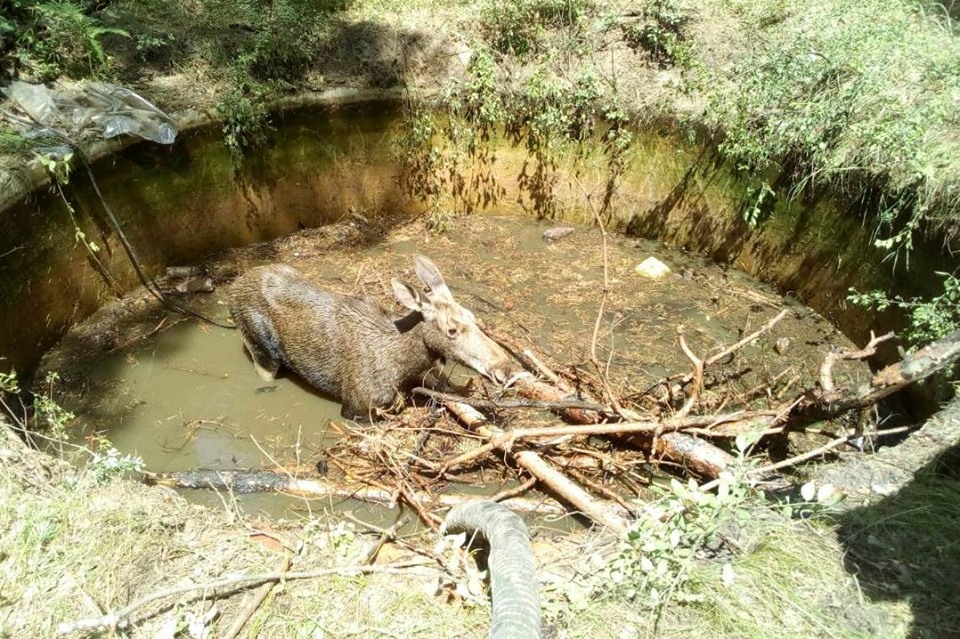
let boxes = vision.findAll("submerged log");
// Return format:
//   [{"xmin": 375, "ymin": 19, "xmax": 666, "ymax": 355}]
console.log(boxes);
[{"xmin": 142, "ymin": 470, "xmax": 567, "ymax": 518}]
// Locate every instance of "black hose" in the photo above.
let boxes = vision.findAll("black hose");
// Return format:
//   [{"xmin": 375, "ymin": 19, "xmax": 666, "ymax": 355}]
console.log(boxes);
[
  {"xmin": 3, "ymin": 105, "xmax": 234, "ymax": 329},
  {"xmin": 442, "ymin": 501, "xmax": 542, "ymax": 639},
  {"xmin": 69, "ymin": 145, "xmax": 234, "ymax": 329}
]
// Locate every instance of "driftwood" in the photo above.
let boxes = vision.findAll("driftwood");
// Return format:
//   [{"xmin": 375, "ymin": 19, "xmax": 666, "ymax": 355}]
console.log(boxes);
[{"xmin": 811, "ymin": 328, "xmax": 960, "ymax": 415}]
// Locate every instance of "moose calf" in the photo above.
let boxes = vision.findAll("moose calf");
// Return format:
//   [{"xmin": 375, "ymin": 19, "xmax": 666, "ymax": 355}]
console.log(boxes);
[{"xmin": 229, "ymin": 255, "xmax": 514, "ymax": 419}]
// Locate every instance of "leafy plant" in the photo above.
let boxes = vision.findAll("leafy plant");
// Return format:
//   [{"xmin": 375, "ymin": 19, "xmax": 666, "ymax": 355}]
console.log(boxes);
[
  {"xmin": 0, "ymin": 0, "xmax": 128, "ymax": 80},
  {"xmin": 622, "ymin": 0, "xmax": 692, "ymax": 68},
  {"xmin": 741, "ymin": 181, "xmax": 774, "ymax": 227},
  {"xmin": 217, "ymin": 82, "xmax": 272, "ymax": 163},
  {"xmin": 242, "ymin": 0, "xmax": 319, "ymax": 82},
  {"xmin": 480, "ymin": 0, "xmax": 589, "ymax": 57},
  {"xmin": 603, "ymin": 471, "xmax": 753, "ymax": 613},
  {"xmin": 398, "ymin": 48, "xmax": 632, "ymax": 221},
  {"xmin": 32, "ymin": 372, "xmax": 75, "ymax": 439},
  {"xmin": 88, "ymin": 447, "xmax": 144, "ymax": 485},
  {"xmin": 848, "ymin": 272, "xmax": 960, "ymax": 346},
  {"xmin": 708, "ymin": 0, "xmax": 960, "ymax": 250},
  {"xmin": 134, "ymin": 31, "xmax": 176, "ymax": 63}
]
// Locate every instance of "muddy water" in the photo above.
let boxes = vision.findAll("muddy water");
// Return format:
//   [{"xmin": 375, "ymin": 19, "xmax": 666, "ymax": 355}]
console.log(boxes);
[{"xmin": 42, "ymin": 215, "xmax": 867, "ymax": 519}]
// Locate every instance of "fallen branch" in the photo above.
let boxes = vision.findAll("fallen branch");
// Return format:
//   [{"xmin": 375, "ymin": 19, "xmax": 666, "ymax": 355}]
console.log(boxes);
[
  {"xmin": 819, "ymin": 330, "xmax": 895, "ymax": 398},
  {"xmin": 806, "ymin": 328, "xmax": 960, "ymax": 416},
  {"xmin": 483, "ymin": 324, "xmax": 563, "ymax": 385},
  {"xmin": 437, "ymin": 411, "xmax": 771, "ymax": 474},
  {"xmin": 57, "ymin": 561, "xmax": 430, "ymax": 636},
  {"xmin": 490, "ymin": 477, "xmax": 539, "ymax": 502},
  {"xmin": 443, "ymin": 400, "xmax": 628, "ymax": 530},
  {"xmin": 221, "ymin": 553, "xmax": 293, "ymax": 639},
  {"xmin": 412, "ymin": 387, "xmax": 608, "ymax": 413},
  {"xmin": 675, "ymin": 326, "xmax": 704, "ymax": 420},
  {"xmin": 702, "ymin": 309, "xmax": 790, "ymax": 370}
]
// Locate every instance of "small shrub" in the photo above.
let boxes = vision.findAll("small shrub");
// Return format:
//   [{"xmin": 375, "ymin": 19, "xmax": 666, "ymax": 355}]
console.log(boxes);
[
  {"xmin": 134, "ymin": 31, "xmax": 176, "ymax": 63},
  {"xmin": 89, "ymin": 447, "xmax": 144, "ymax": 485},
  {"xmin": 480, "ymin": 0, "xmax": 589, "ymax": 57},
  {"xmin": 622, "ymin": 0, "xmax": 692, "ymax": 68},
  {"xmin": 848, "ymin": 272, "xmax": 960, "ymax": 347},
  {"xmin": 32, "ymin": 372, "xmax": 75, "ymax": 439},
  {"xmin": 244, "ymin": 0, "xmax": 317, "ymax": 82},
  {"xmin": 33, "ymin": 0, "xmax": 129, "ymax": 77},
  {"xmin": 0, "ymin": 0, "xmax": 128, "ymax": 80},
  {"xmin": 217, "ymin": 82, "xmax": 271, "ymax": 161},
  {"xmin": 603, "ymin": 472, "xmax": 753, "ymax": 609},
  {"xmin": 396, "ymin": 110, "xmax": 446, "ymax": 201}
]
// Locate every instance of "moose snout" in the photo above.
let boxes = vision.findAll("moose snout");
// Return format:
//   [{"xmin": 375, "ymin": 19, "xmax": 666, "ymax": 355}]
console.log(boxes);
[
  {"xmin": 489, "ymin": 366, "xmax": 509, "ymax": 385},
  {"xmin": 485, "ymin": 358, "xmax": 520, "ymax": 386}
]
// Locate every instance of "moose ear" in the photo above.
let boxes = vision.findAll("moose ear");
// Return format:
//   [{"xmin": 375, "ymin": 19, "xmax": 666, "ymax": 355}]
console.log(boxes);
[
  {"xmin": 413, "ymin": 255, "xmax": 451, "ymax": 298},
  {"xmin": 392, "ymin": 278, "xmax": 430, "ymax": 314}
]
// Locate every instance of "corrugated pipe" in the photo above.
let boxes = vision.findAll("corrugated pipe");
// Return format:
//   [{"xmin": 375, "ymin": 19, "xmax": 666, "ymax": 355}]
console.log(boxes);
[{"xmin": 442, "ymin": 501, "xmax": 542, "ymax": 639}]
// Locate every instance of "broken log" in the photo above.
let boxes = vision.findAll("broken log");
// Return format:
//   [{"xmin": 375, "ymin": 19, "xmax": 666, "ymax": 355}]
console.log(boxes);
[{"xmin": 811, "ymin": 328, "xmax": 960, "ymax": 415}]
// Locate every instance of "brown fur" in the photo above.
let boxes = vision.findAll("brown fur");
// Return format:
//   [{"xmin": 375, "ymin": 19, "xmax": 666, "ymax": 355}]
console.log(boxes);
[{"xmin": 229, "ymin": 256, "xmax": 514, "ymax": 419}]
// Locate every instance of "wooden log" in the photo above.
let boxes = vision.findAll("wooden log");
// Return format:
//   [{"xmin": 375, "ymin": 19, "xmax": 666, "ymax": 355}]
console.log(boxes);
[
  {"xmin": 512, "ymin": 377, "xmax": 733, "ymax": 478},
  {"xmin": 443, "ymin": 401, "xmax": 629, "ymax": 530},
  {"xmin": 812, "ymin": 328, "xmax": 960, "ymax": 415},
  {"xmin": 513, "ymin": 376, "xmax": 603, "ymax": 424}
]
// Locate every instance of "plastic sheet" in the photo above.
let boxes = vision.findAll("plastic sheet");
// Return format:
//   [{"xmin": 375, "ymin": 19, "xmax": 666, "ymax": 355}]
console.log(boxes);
[{"xmin": 0, "ymin": 80, "xmax": 177, "ymax": 144}]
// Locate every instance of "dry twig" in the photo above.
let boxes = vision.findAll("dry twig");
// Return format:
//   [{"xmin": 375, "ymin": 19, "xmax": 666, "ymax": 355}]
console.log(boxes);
[{"xmin": 56, "ymin": 561, "xmax": 430, "ymax": 636}]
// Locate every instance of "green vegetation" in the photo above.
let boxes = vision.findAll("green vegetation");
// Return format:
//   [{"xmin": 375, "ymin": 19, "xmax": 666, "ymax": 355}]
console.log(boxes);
[
  {"xmin": 399, "ymin": 45, "xmax": 633, "ymax": 223},
  {"xmin": 708, "ymin": 0, "xmax": 960, "ymax": 252},
  {"xmin": 836, "ymin": 468, "xmax": 960, "ymax": 636},
  {"xmin": 0, "ymin": 0, "xmax": 129, "ymax": 81},
  {"xmin": 622, "ymin": 0, "xmax": 693, "ymax": 68},
  {"xmin": 603, "ymin": 472, "xmax": 754, "ymax": 612},
  {"xmin": 480, "ymin": 0, "xmax": 589, "ymax": 57},
  {"xmin": 850, "ymin": 272, "xmax": 960, "ymax": 346}
]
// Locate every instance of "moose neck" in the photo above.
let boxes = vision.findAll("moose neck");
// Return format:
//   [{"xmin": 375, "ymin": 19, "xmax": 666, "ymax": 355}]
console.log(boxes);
[{"xmin": 392, "ymin": 311, "xmax": 443, "ymax": 382}]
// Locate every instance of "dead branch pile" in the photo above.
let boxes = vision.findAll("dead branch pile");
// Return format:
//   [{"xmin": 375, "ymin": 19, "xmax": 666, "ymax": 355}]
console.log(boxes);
[{"xmin": 152, "ymin": 313, "xmax": 960, "ymax": 531}]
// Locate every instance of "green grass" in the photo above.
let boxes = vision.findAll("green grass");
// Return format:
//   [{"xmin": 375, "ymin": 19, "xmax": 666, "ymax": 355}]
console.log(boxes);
[
  {"xmin": 5, "ymin": 0, "xmax": 960, "ymax": 250},
  {"xmin": 707, "ymin": 0, "xmax": 960, "ymax": 249}
]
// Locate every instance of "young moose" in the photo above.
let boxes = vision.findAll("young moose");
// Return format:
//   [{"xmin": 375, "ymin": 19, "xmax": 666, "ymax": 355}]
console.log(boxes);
[{"xmin": 229, "ymin": 256, "xmax": 515, "ymax": 419}]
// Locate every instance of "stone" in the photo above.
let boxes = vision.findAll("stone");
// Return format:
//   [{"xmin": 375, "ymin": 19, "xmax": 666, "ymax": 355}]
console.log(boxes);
[{"xmin": 634, "ymin": 256, "xmax": 671, "ymax": 278}]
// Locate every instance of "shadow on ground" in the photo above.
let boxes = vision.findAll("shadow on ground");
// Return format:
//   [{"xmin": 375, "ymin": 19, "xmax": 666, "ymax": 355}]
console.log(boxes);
[{"xmin": 835, "ymin": 445, "xmax": 960, "ymax": 638}]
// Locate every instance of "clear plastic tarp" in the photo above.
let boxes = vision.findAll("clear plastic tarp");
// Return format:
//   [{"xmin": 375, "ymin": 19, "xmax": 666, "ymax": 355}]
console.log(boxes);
[{"xmin": 0, "ymin": 80, "xmax": 177, "ymax": 145}]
